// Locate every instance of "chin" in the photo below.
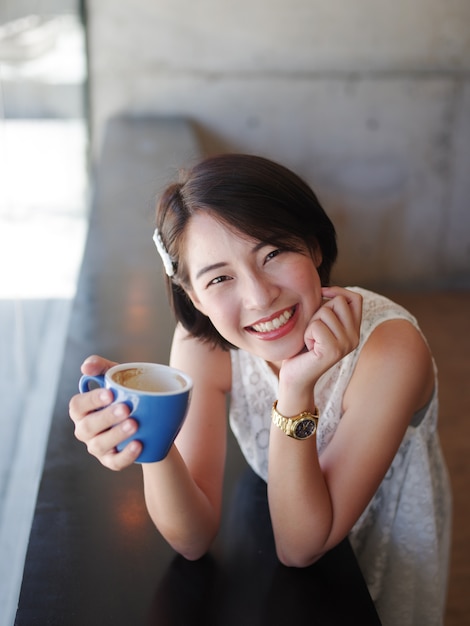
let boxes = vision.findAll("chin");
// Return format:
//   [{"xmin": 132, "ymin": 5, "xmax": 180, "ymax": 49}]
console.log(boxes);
[{"xmin": 255, "ymin": 341, "xmax": 306, "ymax": 364}]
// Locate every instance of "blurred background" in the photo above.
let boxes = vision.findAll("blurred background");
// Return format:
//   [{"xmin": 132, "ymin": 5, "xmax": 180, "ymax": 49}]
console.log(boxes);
[
  {"xmin": 0, "ymin": 0, "xmax": 469, "ymax": 623},
  {"xmin": 0, "ymin": 1, "xmax": 87, "ymax": 623},
  {"xmin": 85, "ymin": 0, "xmax": 470, "ymax": 290}
]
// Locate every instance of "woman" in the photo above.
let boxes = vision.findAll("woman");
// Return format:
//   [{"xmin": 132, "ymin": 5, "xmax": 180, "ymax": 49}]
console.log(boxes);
[{"xmin": 70, "ymin": 153, "xmax": 451, "ymax": 625}]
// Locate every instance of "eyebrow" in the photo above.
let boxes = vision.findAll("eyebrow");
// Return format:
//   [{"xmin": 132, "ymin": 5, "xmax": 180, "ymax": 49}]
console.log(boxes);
[
  {"xmin": 194, "ymin": 241, "xmax": 268, "ymax": 281},
  {"xmin": 195, "ymin": 262, "xmax": 228, "ymax": 280}
]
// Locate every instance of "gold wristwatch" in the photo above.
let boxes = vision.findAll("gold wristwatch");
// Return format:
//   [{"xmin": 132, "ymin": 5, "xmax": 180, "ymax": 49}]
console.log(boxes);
[{"xmin": 271, "ymin": 400, "xmax": 319, "ymax": 440}]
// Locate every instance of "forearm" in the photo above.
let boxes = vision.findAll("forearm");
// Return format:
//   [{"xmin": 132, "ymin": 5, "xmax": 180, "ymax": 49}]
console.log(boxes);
[
  {"xmin": 268, "ymin": 390, "xmax": 333, "ymax": 567},
  {"xmin": 142, "ymin": 445, "xmax": 221, "ymax": 560}
]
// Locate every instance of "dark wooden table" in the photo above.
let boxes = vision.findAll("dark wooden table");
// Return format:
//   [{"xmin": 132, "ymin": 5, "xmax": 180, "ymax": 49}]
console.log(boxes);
[{"xmin": 15, "ymin": 118, "xmax": 381, "ymax": 625}]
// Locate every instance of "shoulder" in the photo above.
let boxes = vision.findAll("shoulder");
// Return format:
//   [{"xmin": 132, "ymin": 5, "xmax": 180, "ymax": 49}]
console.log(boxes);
[
  {"xmin": 170, "ymin": 324, "xmax": 232, "ymax": 394},
  {"xmin": 349, "ymin": 287, "xmax": 431, "ymax": 372},
  {"xmin": 361, "ymin": 316, "xmax": 431, "ymax": 368},
  {"xmin": 345, "ymin": 315, "xmax": 435, "ymax": 417},
  {"xmin": 351, "ymin": 288, "xmax": 433, "ymax": 385}
]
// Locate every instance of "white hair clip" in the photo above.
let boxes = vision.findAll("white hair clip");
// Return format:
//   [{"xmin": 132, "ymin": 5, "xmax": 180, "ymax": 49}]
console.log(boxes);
[{"xmin": 153, "ymin": 228, "xmax": 175, "ymax": 277}]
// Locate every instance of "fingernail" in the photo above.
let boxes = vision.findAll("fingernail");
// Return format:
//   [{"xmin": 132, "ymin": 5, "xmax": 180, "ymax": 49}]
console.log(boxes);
[
  {"xmin": 113, "ymin": 404, "xmax": 127, "ymax": 418},
  {"xmin": 99, "ymin": 390, "xmax": 111, "ymax": 403},
  {"xmin": 122, "ymin": 419, "xmax": 134, "ymax": 433}
]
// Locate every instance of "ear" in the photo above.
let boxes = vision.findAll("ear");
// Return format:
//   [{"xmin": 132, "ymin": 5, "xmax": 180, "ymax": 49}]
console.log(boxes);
[{"xmin": 312, "ymin": 245, "xmax": 323, "ymax": 269}]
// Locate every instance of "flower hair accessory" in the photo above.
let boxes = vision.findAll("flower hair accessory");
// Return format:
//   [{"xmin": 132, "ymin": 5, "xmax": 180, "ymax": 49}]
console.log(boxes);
[{"xmin": 153, "ymin": 228, "xmax": 175, "ymax": 277}]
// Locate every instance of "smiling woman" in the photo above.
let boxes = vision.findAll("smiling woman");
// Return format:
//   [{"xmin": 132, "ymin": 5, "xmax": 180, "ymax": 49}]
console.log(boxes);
[
  {"xmin": 70, "ymin": 153, "xmax": 452, "ymax": 626},
  {"xmin": 155, "ymin": 154, "xmax": 336, "ymax": 351},
  {"xmin": 179, "ymin": 211, "xmax": 325, "ymax": 365}
]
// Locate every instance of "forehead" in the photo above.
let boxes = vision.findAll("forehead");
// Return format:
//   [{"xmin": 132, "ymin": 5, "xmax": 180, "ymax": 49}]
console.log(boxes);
[
  {"xmin": 181, "ymin": 212, "xmax": 261, "ymax": 279},
  {"xmin": 184, "ymin": 212, "xmax": 255, "ymax": 255}
]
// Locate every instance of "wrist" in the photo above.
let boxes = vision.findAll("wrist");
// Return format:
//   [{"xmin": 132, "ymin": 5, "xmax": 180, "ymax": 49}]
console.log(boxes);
[
  {"xmin": 276, "ymin": 382, "xmax": 315, "ymax": 417},
  {"xmin": 278, "ymin": 358, "xmax": 320, "ymax": 400},
  {"xmin": 271, "ymin": 401, "xmax": 319, "ymax": 440}
]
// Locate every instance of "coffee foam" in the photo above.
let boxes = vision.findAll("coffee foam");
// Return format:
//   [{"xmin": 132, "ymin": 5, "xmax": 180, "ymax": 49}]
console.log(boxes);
[{"xmin": 112, "ymin": 367, "xmax": 184, "ymax": 393}]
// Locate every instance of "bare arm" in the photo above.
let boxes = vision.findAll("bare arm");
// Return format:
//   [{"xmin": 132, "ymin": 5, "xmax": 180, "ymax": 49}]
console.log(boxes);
[
  {"xmin": 268, "ymin": 289, "xmax": 434, "ymax": 566},
  {"xmin": 141, "ymin": 324, "xmax": 231, "ymax": 560},
  {"xmin": 70, "ymin": 328, "xmax": 231, "ymax": 561}
]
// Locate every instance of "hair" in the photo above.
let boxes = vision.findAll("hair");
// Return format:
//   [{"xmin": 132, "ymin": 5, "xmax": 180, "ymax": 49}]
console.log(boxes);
[{"xmin": 155, "ymin": 153, "xmax": 337, "ymax": 350}]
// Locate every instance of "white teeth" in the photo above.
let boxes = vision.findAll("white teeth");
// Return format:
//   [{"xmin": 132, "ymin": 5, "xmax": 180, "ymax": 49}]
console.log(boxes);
[{"xmin": 252, "ymin": 308, "xmax": 294, "ymax": 333}]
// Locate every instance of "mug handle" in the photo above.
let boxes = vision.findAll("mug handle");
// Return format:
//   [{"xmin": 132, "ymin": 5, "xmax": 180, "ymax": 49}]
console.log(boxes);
[
  {"xmin": 78, "ymin": 375, "xmax": 139, "ymax": 415},
  {"xmin": 78, "ymin": 374, "xmax": 105, "ymax": 393}
]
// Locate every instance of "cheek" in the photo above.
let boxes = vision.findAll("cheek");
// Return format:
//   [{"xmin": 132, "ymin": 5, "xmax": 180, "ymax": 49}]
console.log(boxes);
[
  {"xmin": 186, "ymin": 289, "xmax": 208, "ymax": 316},
  {"xmin": 209, "ymin": 303, "xmax": 235, "ymax": 327},
  {"xmin": 190, "ymin": 293, "xmax": 230, "ymax": 328},
  {"xmin": 204, "ymin": 300, "xmax": 240, "ymax": 337},
  {"xmin": 290, "ymin": 265, "xmax": 319, "ymax": 291},
  {"xmin": 295, "ymin": 270, "xmax": 323, "ymax": 312}
]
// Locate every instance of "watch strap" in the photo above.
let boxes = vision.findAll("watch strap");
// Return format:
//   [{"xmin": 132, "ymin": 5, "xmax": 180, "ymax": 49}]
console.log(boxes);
[{"xmin": 271, "ymin": 400, "xmax": 319, "ymax": 439}]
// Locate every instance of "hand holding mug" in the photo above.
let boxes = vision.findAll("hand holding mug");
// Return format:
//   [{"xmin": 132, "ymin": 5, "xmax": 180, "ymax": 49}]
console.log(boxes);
[{"xmin": 72, "ymin": 359, "xmax": 192, "ymax": 465}]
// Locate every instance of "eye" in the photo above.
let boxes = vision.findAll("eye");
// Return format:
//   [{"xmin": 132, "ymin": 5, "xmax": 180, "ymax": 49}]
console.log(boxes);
[
  {"xmin": 265, "ymin": 248, "xmax": 282, "ymax": 263},
  {"xmin": 207, "ymin": 275, "xmax": 232, "ymax": 287}
]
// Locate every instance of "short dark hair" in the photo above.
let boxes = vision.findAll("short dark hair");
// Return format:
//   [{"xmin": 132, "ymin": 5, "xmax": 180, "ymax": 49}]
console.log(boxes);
[{"xmin": 155, "ymin": 153, "xmax": 337, "ymax": 350}]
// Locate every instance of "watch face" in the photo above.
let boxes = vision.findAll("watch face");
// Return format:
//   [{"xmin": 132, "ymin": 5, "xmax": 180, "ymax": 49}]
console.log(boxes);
[{"xmin": 293, "ymin": 418, "xmax": 316, "ymax": 439}]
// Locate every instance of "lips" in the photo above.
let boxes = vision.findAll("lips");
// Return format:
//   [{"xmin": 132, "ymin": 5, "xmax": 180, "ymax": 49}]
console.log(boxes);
[{"xmin": 248, "ymin": 306, "xmax": 296, "ymax": 334}]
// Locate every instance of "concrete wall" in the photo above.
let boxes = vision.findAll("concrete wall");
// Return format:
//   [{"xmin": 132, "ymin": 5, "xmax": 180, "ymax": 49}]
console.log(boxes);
[{"xmin": 85, "ymin": 0, "xmax": 470, "ymax": 288}]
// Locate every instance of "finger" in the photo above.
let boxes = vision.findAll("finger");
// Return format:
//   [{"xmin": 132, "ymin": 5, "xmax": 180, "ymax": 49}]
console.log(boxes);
[
  {"xmin": 80, "ymin": 355, "xmax": 119, "ymax": 376},
  {"xmin": 319, "ymin": 291, "xmax": 362, "ymax": 333},
  {"xmin": 304, "ymin": 317, "xmax": 346, "ymax": 360},
  {"xmin": 321, "ymin": 285, "xmax": 356, "ymax": 300},
  {"xmin": 100, "ymin": 439, "xmax": 143, "ymax": 472},
  {"xmin": 321, "ymin": 287, "xmax": 363, "ymax": 323},
  {"xmin": 305, "ymin": 300, "xmax": 360, "ymax": 357},
  {"xmin": 69, "ymin": 387, "xmax": 114, "ymax": 424},
  {"xmin": 86, "ymin": 416, "xmax": 138, "ymax": 458},
  {"xmin": 314, "ymin": 297, "xmax": 356, "ymax": 339},
  {"xmin": 307, "ymin": 301, "xmax": 344, "ymax": 336},
  {"xmin": 73, "ymin": 401, "xmax": 131, "ymax": 442}
]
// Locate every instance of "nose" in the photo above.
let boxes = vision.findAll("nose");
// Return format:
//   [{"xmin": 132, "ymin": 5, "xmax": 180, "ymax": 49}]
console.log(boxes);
[{"xmin": 242, "ymin": 272, "xmax": 279, "ymax": 310}]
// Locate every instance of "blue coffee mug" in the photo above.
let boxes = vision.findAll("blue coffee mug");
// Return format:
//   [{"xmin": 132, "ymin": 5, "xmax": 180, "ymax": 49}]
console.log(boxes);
[{"xmin": 79, "ymin": 362, "xmax": 192, "ymax": 463}]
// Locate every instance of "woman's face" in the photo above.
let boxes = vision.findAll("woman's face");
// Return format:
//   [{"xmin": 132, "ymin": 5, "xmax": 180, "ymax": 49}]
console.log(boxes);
[{"xmin": 183, "ymin": 212, "xmax": 323, "ymax": 365}]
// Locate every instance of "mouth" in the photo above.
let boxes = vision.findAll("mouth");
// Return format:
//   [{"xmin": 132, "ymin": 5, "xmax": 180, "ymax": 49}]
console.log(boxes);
[{"xmin": 247, "ymin": 306, "xmax": 296, "ymax": 334}]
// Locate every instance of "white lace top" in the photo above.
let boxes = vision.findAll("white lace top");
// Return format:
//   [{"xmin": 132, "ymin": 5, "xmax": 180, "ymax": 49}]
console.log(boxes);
[{"xmin": 229, "ymin": 287, "xmax": 452, "ymax": 626}]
